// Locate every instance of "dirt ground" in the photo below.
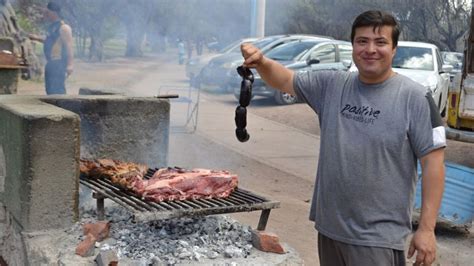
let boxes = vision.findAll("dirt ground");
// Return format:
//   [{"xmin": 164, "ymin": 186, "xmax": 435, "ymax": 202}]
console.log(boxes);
[{"xmin": 17, "ymin": 50, "xmax": 473, "ymax": 265}]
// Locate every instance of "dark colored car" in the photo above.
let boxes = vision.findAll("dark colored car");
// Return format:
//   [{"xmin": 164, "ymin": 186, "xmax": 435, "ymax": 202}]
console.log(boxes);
[
  {"xmin": 185, "ymin": 37, "xmax": 258, "ymax": 87},
  {"xmin": 199, "ymin": 34, "xmax": 332, "ymax": 92},
  {"xmin": 232, "ymin": 39, "xmax": 353, "ymax": 104}
]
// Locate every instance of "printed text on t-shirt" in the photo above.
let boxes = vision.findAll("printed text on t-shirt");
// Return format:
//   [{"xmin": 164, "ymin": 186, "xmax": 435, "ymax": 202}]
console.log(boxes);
[{"xmin": 340, "ymin": 104, "xmax": 380, "ymax": 125}]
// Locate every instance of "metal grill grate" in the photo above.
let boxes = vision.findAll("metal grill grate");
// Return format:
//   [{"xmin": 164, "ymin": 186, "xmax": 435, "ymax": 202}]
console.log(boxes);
[{"xmin": 80, "ymin": 169, "xmax": 280, "ymax": 230}]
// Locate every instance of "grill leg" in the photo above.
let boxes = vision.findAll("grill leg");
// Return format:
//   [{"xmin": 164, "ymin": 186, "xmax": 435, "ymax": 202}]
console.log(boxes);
[
  {"xmin": 93, "ymin": 192, "xmax": 105, "ymax": 221},
  {"xmin": 257, "ymin": 209, "xmax": 271, "ymax": 231}
]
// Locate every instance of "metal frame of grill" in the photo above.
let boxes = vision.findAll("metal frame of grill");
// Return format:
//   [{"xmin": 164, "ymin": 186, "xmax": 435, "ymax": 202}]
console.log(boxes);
[{"xmin": 80, "ymin": 169, "xmax": 280, "ymax": 230}]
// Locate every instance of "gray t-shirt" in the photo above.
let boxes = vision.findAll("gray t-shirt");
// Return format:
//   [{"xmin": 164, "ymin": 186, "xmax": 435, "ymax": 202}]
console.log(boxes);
[{"xmin": 293, "ymin": 70, "xmax": 446, "ymax": 250}]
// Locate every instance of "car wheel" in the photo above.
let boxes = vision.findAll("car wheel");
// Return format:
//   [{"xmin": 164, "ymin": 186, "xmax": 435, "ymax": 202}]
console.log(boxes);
[{"xmin": 274, "ymin": 91, "xmax": 297, "ymax": 105}]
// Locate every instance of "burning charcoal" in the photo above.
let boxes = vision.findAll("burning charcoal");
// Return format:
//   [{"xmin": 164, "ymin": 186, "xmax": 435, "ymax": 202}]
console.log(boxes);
[
  {"xmin": 101, "ymin": 238, "xmax": 117, "ymax": 247},
  {"xmin": 224, "ymin": 246, "xmax": 244, "ymax": 258},
  {"xmin": 73, "ymin": 212, "xmax": 257, "ymax": 263},
  {"xmin": 171, "ymin": 227, "xmax": 179, "ymax": 234},
  {"xmin": 207, "ymin": 250, "xmax": 219, "ymax": 259},
  {"xmin": 158, "ymin": 227, "xmax": 168, "ymax": 236},
  {"xmin": 198, "ymin": 236, "xmax": 208, "ymax": 245},
  {"xmin": 118, "ymin": 228, "xmax": 131, "ymax": 236},
  {"xmin": 193, "ymin": 252, "xmax": 202, "ymax": 261},
  {"xmin": 177, "ymin": 240, "xmax": 189, "ymax": 248},
  {"xmin": 178, "ymin": 250, "xmax": 193, "ymax": 259},
  {"xmin": 150, "ymin": 256, "xmax": 162, "ymax": 265},
  {"xmin": 95, "ymin": 250, "xmax": 118, "ymax": 266}
]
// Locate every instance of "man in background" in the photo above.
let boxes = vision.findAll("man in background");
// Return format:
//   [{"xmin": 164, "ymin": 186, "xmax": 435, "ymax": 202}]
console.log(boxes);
[{"xmin": 29, "ymin": 2, "xmax": 74, "ymax": 95}]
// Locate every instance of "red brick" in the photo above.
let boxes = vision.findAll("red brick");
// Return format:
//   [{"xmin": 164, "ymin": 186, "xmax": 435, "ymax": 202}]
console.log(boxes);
[
  {"xmin": 83, "ymin": 221, "xmax": 110, "ymax": 242},
  {"xmin": 76, "ymin": 233, "xmax": 97, "ymax": 257},
  {"xmin": 251, "ymin": 230, "xmax": 285, "ymax": 254}
]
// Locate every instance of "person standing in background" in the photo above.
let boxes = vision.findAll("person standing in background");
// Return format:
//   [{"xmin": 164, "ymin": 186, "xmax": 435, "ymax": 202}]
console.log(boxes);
[
  {"xmin": 29, "ymin": 1, "xmax": 74, "ymax": 95},
  {"xmin": 177, "ymin": 39, "xmax": 185, "ymax": 65},
  {"xmin": 186, "ymin": 39, "xmax": 193, "ymax": 63}
]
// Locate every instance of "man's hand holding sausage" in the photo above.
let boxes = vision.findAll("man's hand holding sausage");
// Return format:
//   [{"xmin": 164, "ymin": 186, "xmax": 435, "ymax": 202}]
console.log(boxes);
[
  {"xmin": 241, "ymin": 43, "xmax": 266, "ymax": 68},
  {"xmin": 240, "ymin": 43, "xmax": 296, "ymax": 95}
]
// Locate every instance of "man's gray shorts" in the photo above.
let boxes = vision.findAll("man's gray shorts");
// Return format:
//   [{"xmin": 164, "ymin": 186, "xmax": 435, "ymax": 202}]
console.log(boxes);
[{"xmin": 318, "ymin": 233, "xmax": 406, "ymax": 266}]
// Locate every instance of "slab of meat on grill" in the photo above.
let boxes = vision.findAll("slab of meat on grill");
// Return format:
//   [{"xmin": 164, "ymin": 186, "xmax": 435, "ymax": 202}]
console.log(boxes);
[
  {"xmin": 80, "ymin": 159, "xmax": 239, "ymax": 202},
  {"xmin": 79, "ymin": 159, "xmax": 148, "ymax": 188},
  {"xmin": 132, "ymin": 167, "xmax": 239, "ymax": 202}
]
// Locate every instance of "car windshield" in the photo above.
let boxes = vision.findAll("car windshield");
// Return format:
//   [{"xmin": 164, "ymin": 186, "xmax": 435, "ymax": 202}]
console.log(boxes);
[
  {"xmin": 392, "ymin": 46, "xmax": 434, "ymax": 71},
  {"xmin": 265, "ymin": 40, "xmax": 320, "ymax": 61},
  {"xmin": 442, "ymin": 52, "xmax": 463, "ymax": 71}
]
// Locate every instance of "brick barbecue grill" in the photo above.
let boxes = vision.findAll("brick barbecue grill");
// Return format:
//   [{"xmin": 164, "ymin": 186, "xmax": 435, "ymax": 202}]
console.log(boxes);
[{"xmin": 80, "ymin": 168, "xmax": 280, "ymax": 230}]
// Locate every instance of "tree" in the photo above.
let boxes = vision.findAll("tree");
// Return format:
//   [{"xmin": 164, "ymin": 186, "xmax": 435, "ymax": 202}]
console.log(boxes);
[
  {"xmin": 285, "ymin": 0, "xmax": 470, "ymax": 52},
  {"xmin": 62, "ymin": 0, "xmax": 119, "ymax": 61},
  {"xmin": 116, "ymin": 0, "xmax": 156, "ymax": 57}
]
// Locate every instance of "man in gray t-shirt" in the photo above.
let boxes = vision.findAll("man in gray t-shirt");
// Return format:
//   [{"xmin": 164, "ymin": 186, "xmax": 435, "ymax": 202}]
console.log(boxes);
[{"xmin": 240, "ymin": 10, "xmax": 445, "ymax": 266}]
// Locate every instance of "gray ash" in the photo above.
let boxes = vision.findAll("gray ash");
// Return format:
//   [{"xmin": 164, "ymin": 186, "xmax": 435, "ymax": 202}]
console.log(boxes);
[{"xmin": 78, "ymin": 207, "xmax": 253, "ymax": 265}]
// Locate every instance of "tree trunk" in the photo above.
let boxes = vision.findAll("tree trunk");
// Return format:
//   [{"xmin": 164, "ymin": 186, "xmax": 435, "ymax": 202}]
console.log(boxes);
[
  {"xmin": 125, "ymin": 24, "xmax": 145, "ymax": 57},
  {"xmin": 89, "ymin": 34, "xmax": 104, "ymax": 61}
]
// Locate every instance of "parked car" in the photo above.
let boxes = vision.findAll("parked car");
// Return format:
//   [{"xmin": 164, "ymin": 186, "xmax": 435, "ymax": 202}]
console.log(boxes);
[
  {"xmin": 441, "ymin": 51, "xmax": 463, "ymax": 73},
  {"xmin": 392, "ymin": 41, "xmax": 452, "ymax": 116},
  {"xmin": 441, "ymin": 51, "xmax": 463, "ymax": 87},
  {"xmin": 185, "ymin": 37, "xmax": 258, "ymax": 87},
  {"xmin": 232, "ymin": 39, "xmax": 353, "ymax": 104},
  {"xmin": 199, "ymin": 34, "xmax": 333, "ymax": 92}
]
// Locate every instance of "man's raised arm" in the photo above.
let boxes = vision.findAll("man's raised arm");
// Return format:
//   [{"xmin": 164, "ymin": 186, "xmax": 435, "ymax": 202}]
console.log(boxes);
[{"xmin": 241, "ymin": 43, "xmax": 296, "ymax": 96}]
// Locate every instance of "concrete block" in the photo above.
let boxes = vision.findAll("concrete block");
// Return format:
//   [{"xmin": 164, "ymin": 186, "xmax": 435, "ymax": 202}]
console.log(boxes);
[{"xmin": 0, "ymin": 96, "xmax": 80, "ymax": 231}]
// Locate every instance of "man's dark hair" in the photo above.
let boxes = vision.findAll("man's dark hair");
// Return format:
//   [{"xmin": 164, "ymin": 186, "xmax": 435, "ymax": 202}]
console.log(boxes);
[
  {"xmin": 47, "ymin": 2, "xmax": 61, "ymax": 14},
  {"xmin": 350, "ymin": 10, "xmax": 400, "ymax": 48}
]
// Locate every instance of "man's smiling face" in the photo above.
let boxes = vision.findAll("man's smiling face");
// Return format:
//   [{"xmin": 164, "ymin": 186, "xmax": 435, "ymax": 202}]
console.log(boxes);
[{"xmin": 352, "ymin": 25, "xmax": 397, "ymax": 84}]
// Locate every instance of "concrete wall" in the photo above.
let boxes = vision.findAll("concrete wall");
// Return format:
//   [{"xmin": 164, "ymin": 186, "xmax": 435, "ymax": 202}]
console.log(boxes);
[{"xmin": 43, "ymin": 95, "xmax": 170, "ymax": 167}]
